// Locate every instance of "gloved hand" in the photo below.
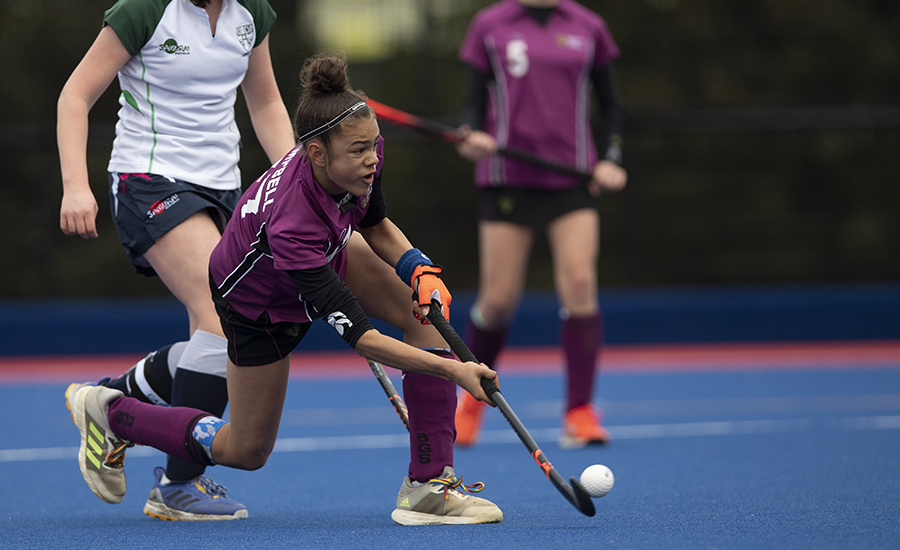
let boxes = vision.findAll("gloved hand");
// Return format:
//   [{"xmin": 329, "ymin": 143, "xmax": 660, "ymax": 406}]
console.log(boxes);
[{"xmin": 410, "ymin": 264, "xmax": 451, "ymax": 323}]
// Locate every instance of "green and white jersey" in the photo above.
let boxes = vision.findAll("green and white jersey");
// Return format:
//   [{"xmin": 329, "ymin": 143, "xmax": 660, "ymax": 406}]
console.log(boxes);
[{"xmin": 104, "ymin": 0, "xmax": 276, "ymax": 190}]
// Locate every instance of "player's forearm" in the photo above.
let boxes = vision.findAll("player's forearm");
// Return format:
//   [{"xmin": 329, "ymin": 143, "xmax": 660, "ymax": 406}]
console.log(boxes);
[
  {"xmin": 354, "ymin": 330, "xmax": 452, "ymax": 380},
  {"xmin": 358, "ymin": 218, "xmax": 414, "ymax": 269},
  {"xmin": 591, "ymin": 63, "xmax": 625, "ymax": 165},
  {"xmin": 57, "ymin": 90, "xmax": 92, "ymax": 193}
]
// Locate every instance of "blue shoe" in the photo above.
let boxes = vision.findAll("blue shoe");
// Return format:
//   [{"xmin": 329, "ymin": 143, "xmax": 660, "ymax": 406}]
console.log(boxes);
[{"xmin": 143, "ymin": 467, "xmax": 248, "ymax": 521}]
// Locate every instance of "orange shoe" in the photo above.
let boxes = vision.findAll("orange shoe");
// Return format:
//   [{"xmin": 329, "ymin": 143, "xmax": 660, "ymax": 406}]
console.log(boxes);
[
  {"xmin": 454, "ymin": 391, "xmax": 485, "ymax": 447},
  {"xmin": 560, "ymin": 404, "xmax": 610, "ymax": 449}
]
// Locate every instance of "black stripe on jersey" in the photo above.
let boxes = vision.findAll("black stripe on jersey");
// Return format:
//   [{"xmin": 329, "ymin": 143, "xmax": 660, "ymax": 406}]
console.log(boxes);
[{"xmin": 218, "ymin": 222, "xmax": 272, "ymax": 297}]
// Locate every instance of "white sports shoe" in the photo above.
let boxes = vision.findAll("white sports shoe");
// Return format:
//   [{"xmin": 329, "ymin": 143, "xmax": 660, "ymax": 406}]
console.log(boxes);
[
  {"xmin": 66, "ymin": 382, "xmax": 132, "ymax": 504},
  {"xmin": 391, "ymin": 466, "xmax": 503, "ymax": 525}
]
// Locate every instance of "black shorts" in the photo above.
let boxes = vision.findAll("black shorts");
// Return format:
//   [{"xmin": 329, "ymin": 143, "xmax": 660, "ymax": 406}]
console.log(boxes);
[
  {"xmin": 109, "ymin": 172, "xmax": 241, "ymax": 276},
  {"xmin": 210, "ymin": 274, "xmax": 312, "ymax": 367},
  {"xmin": 476, "ymin": 185, "xmax": 597, "ymax": 227}
]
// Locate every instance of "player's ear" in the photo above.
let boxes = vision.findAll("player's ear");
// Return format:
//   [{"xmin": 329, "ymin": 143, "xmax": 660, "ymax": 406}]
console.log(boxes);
[{"xmin": 306, "ymin": 140, "xmax": 327, "ymax": 167}]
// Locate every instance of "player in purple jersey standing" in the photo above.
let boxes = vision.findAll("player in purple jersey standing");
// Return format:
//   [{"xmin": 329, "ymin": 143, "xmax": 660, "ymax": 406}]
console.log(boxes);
[
  {"xmin": 57, "ymin": 0, "xmax": 295, "ymax": 520},
  {"xmin": 65, "ymin": 53, "xmax": 503, "ymax": 526},
  {"xmin": 453, "ymin": 0, "xmax": 628, "ymax": 448}
]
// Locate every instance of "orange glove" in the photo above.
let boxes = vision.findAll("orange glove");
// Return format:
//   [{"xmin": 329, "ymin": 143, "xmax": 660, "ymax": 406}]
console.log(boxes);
[{"xmin": 410, "ymin": 264, "xmax": 451, "ymax": 323}]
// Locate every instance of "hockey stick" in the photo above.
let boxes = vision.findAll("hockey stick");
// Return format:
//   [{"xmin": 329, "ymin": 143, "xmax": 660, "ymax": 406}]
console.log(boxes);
[
  {"xmin": 425, "ymin": 301, "xmax": 596, "ymax": 517},
  {"xmin": 367, "ymin": 360, "xmax": 409, "ymax": 432},
  {"xmin": 367, "ymin": 99, "xmax": 592, "ymax": 180}
]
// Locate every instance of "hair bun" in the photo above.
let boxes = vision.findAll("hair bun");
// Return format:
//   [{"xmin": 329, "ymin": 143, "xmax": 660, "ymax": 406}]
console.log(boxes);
[{"xmin": 301, "ymin": 54, "xmax": 350, "ymax": 96}]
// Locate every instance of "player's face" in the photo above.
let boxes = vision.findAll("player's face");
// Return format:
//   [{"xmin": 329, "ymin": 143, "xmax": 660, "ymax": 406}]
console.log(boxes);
[{"xmin": 315, "ymin": 116, "xmax": 380, "ymax": 197}]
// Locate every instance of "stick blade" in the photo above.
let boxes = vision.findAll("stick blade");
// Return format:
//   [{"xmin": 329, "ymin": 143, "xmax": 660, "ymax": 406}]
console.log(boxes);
[{"xmin": 569, "ymin": 477, "xmax": 597, "ymax": 517}]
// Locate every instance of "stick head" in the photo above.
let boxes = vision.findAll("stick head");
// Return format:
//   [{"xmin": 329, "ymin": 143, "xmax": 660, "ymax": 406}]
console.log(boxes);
[{"xmin": 569, "ymin": 477, "xmax": 597, "ymax": 517}]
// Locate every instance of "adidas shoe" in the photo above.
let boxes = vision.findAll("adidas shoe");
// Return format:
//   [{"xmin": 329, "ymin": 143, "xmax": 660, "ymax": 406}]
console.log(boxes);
[
  {"xmin": 454, "ymin": 391, "xmax": 485, "ymax": 447},
  {"xmin": 144, "ymin": 467, "xmax": 248, "ymax": 521},
  {"xmin": 65, "ymin": 382, "xmax": 133, "ymax": 504},
  {"xmin": 559, "ymin": 403, "xmax": 610, "ymax": 449},
  {"xmin": 391, "ymin": 466, "xmax": 503, "ymax": 525}
]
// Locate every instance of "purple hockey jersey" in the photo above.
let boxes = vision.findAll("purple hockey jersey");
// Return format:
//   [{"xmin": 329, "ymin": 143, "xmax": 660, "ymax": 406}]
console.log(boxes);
[
  {"xmin": 459, "ymin": 0, "xmax": 620, "ymax": 189},
  {"xmin": 210, "ymin": 138, "xmax": 384, "ymax": 324}
]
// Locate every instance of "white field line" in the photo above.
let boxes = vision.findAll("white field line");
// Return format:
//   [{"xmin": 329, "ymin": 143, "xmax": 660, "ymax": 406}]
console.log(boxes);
[{"xmin": 4, "ymin": 415, "xmax": 900, "ymax": 463}]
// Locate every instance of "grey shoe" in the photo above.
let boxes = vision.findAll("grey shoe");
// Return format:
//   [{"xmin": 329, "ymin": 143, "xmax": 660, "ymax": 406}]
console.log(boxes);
[
  {"xmin": 66, "ymin": 382, "xmax": 132, "ymax": 504},
  {"xmin": 391, "ymin": 466, "xmax": 503, "ymax": 525}
]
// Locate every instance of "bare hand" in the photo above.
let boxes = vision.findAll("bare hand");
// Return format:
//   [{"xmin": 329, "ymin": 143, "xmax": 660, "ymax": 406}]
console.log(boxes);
[
  {"xmin": 587, "ymin": 160, "xmax": 627, "ymax": 197},
  {"xmin": 455, "ymin": 125, "xmax": 497, "ymax": 162},
  {"xmin": 60, "ymin": 187, "xmax": 100, "ymax": 239},
  {"xmin": 457, "ymin": 361, "xmax": 498, "ymax": 407}
]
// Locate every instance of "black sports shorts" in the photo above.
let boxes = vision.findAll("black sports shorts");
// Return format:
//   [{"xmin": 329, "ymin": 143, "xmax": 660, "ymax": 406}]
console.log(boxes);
[
  {"xmin": 476, "ymin": 185, "xmax": 597, "ymax": 227},
  {"xmin": 109, "ymin": 172, "xmax": 240, "ymax": 276},
  {"xmin": 210, "ymin": 274, "xmax": 312, "ymax": 367}
]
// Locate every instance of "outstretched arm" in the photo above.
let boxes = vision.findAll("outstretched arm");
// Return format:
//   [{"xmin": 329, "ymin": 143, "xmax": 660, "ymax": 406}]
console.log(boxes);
[{"xmin": 288, "ymin": 263, "xmax": 495, "ymax": 404}]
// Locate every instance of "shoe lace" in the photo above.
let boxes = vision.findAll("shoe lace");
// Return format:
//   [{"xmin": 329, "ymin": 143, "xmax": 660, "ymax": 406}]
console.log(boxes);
[
  {"xmin": 104, "ymin": 440, "xmax": 133, "ymax": 468},
  {"xmin": 428, "ymin": 474, "xmax": 485, "ymax": 500},
  {"xmin": 194, "ymin": 476, "xmax": 228, "ymax": 498}
]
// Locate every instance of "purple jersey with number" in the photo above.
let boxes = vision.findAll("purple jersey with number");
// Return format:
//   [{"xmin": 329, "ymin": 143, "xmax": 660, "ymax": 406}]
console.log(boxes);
[
  {"xmin": 459, "ymin": 0, "xmax": 619, "ymax": 190},
  {"xmin": 209, "ymin": 137, "xmax": 384, "ymax": 324}
]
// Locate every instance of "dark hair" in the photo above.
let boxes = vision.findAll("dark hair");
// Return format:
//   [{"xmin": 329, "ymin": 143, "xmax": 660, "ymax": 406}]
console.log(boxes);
[
  {"xmin": 191, "ymin": 0, "xmax": 211, "ymax": 8},
  {"xmin": 293, "ymin": 53, "xmax": 371, "ymax": 147}
]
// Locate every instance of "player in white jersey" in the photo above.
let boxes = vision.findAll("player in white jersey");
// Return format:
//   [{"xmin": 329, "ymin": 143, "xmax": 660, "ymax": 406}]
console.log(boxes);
[{"xmin": 57, "ymin": 0, "xmax": 295, "ymax": 521}]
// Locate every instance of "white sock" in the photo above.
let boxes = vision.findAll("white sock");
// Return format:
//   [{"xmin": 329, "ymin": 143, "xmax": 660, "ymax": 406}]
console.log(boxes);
[
  {"xmin": 177, "ymin": 330, "xmax": 227, "ymax": 378},
  {"xmin": 167, "ymin": 341, "xmax": 188, "ymax": 378}
]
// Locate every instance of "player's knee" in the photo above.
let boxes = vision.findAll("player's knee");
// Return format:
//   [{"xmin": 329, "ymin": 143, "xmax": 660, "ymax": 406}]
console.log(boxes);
[
  {"xmin": 232, "ymin": 448, "xmax": 271, "ymax": 471},
  {"xmin": 561, "ymin": 271, "xmax": 595, "ymax": 303},
  {"xmin": 227, "ymin": 439, "xmax": 274, "ymax": 471},
  {"xmin": 475, "ymin": 297, "xmax": 517, "ymax": 327}
]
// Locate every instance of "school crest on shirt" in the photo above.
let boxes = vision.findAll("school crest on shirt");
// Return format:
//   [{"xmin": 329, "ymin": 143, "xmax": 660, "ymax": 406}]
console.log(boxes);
[
  {"xmin": 555, "ymin": 33, "xmax": 587, "ymax": 51},
  {"xmin": 235, "ymin": 24, "xmax": 255, "ymax": 54}
]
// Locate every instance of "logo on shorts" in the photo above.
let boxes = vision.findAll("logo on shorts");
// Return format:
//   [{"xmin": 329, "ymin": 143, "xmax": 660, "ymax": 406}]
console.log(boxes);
[
  {"xmin": 285, "ymin": 324, "xmax": 301, "ymax": 338},
  {"xmin": 147, "ymin": 194, "xmax": 180, "ymax": 219},
  {"xmin": 235, "ymin": 24, "xmax": 255, "ymax": 54},
  {"xmin": 326, "ymin": 312, "xmax": 352, "ymax": 336},
  {"xmin": 159, "ymin": 38, "xmax": 190, "ymax": 55}
]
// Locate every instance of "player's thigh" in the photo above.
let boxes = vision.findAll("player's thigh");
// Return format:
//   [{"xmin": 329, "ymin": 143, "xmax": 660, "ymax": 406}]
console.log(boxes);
[
  {"xmin": 547, "ymin": 208, "xmax": 599, "ymax": 314},
  {"xmin": 144, "ymin": 210, "xmax": 223, "ymax": 333},
  {"xmin": 344, "ymin": 233, "xmax": 444, "ymax": 348},
  {"xmin": 218, "ymin": 357, "xmax": 290, "ymax": 467},
  {"xmin": 344, "ymin": 233, "xmax": 411, "ymax": 326},
  {"xmin": 476, "ymin": 221, "xmax": 534, "ymax": 316}
]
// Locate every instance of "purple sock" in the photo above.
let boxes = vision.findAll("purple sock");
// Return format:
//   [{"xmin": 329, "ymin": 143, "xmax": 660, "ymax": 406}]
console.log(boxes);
[
  {"xmin": 403, "ymin": 354, "xmax": 457, "ymax": 482},
  {"xmin": 465, "ymin": 318, "xmax": 508, "ymax": 371},
  {"xmin": 107, "ymin": 396, "xmax": 212, "ymax": 465},
  {"xmin": 561, "ymin": 313, "xmax": 603, "ymax": 411}
]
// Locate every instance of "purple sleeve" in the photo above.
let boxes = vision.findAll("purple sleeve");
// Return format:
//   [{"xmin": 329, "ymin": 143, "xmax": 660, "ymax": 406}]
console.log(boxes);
[
  {"xmin": 592, "ymin": 17, "xmax": 620, "ymax": 68},
  {"xmin": 459, "ymin": 12, "xmax": 490, "ymax": 73}
]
